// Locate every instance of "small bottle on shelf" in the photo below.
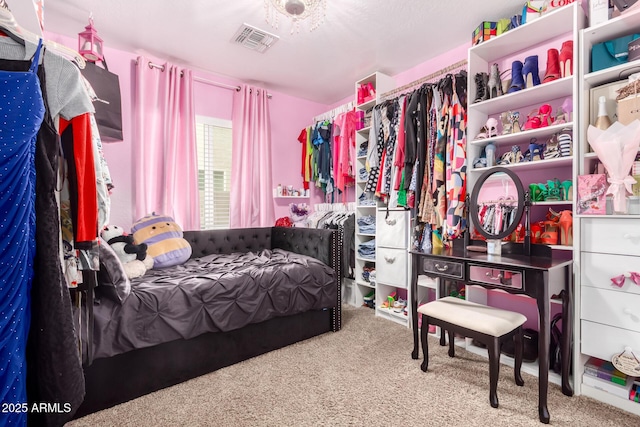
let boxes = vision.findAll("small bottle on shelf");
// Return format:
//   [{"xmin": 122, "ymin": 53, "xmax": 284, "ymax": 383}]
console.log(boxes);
[
  {"xmin": 594, "ymin": 96, "xmax": 612, "ymax": 130},
  {"xmin": 277, "ymin": 184, "xmax": 282, "ymax": 196}
]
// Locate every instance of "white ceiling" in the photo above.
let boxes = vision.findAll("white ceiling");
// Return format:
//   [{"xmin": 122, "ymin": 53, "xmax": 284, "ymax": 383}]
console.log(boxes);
[{"xmin": 39, "ymin": 0, "xmax": 522, "ymax": 104}]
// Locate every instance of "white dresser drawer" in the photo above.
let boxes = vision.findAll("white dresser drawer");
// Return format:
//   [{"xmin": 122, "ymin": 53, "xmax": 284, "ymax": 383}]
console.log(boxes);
[
  {"xmin": 582, "ymin": 320, "xmax": 640, "ymax": 362},
  {"xmin": 581, "ymin": 286, "xmax": 640, "ymax": 333},
  {"xmin": 582, "ymin": 218, "xmax": 640, "ymax": 256},
  {"xmin": 376, "ymin": 248, "xmax": 408, "ymax": 288},
  {"xmin": 581, "ymin": 252, "xmax": 640, "ymax": 295},
  {"xmin": 376, "ymin": 210, "xmax": 407, "ymax": 248}
]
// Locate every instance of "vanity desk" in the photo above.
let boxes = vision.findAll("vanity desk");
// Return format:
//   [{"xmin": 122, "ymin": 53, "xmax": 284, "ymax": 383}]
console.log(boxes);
[
  {"xmin": 410, "ymin": 244, "xmax": 573, "ymax": 423},
  {"xmin": 410, "ymin": 168, "xmax": 573, "ymax": 424}
]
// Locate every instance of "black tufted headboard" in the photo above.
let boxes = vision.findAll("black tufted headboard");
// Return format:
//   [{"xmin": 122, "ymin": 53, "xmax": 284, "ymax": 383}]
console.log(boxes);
[
  {"xmin": 183, "ymin": 228, "xmax": 273, "ymax": 258},
  {"xmin": 182, "ymin": 227, "xmax": 337, "ymax": 269}
]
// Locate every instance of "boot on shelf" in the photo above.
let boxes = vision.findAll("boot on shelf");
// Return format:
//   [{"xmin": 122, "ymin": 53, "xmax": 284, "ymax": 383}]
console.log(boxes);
[
  {"xmin": 559, "ymin": 40, "xmax": 573, "ymax": 77},
  {"xmin": 523, "ymin": 55, "xmax": 540, "ymax": 88},
  {"xmin": 473, "ymin": 72, "xmax": 489, "ymax": 103},
  {"xmin": 487, "ymin": 63, "xmax": 503, "ymax": 99},
  {"xmin": 507, "ymin": 60, "xmax": 524, "ymax": 93},
  {"xmin": 542, "ymin": 48, "xmax": 560, "ymax": 83}
]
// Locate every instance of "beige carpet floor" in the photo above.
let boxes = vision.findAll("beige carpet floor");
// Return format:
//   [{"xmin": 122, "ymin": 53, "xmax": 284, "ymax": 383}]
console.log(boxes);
[{"xmin": 66, "ymin": 305, "xmax": 640, "ymax": 426}]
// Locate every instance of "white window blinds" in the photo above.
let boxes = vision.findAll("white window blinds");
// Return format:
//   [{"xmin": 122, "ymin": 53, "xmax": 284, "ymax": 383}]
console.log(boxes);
[{"xmin": 196, "ymin": 116, "xmax": 232, "ymax": 229}]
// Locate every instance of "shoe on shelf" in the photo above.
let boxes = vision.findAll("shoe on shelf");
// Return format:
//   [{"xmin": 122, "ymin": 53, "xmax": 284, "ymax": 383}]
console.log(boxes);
[
  {"xmin": 555, "ymin": 98, "xmax": 573, "ymax": 124},
  {"xmin": 559, "ymin": 40, "xmax": 573, "ymax": 78},
  {"xmin": 558, "ymin": 210, "xmax": 573, "ymax": 245},
  {"xmin": 500, "ymin": 69, "xmax": 512, "ymax": 95},
  {"xmin": 393, "ymin": 298, "xmax": 407, "ymax": 313},
  {"xmin": 560, "ymin": 180, "xmax": 572, "ymax": 201},
  {"xmin": 557, "ymin": 128, "xmax": 573, "ymax": 157},
  {"xmin": 363, "ymin": 290, "xmax": 375, "ymax": 302},
  {"xmin": 529, "ymin": 183, "xmax": 545, "ymax": 202},
  {"xmin": 543, "ymin": 134, "xmax": 561, "ymax": 159},
  {"xmin": 545, "ymin": 180, "xmax": 562, "ymax": 201},
  {"xmin": 487, "ymin": 63, "xmax": 503, "ymax": 98},
  {"xmin": 474, "ymin": 72, "xmax": 490, "ymax": 103},
  {"xmin": 497, "ymin": 145, "xmax": 524, "ymax": 165},
  {"xmin": 538, "ymin": 104, "xmax": 553, "ymax": 127},
  {"xmin": 485, "ymin": 142, "xmax": 497, "ymax": 167},
  {"xmin": 540, "ymin": 221, "xmax": 559, "ymax": 245},
  {"xmin": 523, "ymin": 55, "xmax": 541, "ymax": 88},
  {"xmin": 510, "ymin": 111, "xmax": 522, "ymax": 133},
  {"xmin": 500, "ymin": 111, "xmax": 513, "ymax": 134},
  {"xmin": 523, "ymin": 109, "xmax": 542, "ymax": 130},
  {"xmin": 522, "ymin": 140, "xmax": 544, "ymax": 162},
  {"xmin": 542, "ymin": 48, "xmax": 561, "ymax": 83},
  {"xmin": 475, "ymin": 117, "xmax": 498, "ymax": 139},
  {"xmin": 507, "ymin": 60, "xmax": 525, "ymax": 93}
]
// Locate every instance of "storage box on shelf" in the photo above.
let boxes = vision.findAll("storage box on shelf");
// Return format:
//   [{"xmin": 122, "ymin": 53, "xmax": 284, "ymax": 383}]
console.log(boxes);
[
  {"xmin": 375, "ymin": 208, "xmax": 410, "ymax": 326},
  {"xmin": 576, "ymin": 8, "xmax": 640, "ymax": 415},
  {"xmin": 462, "ymin": 2, "xmax": 584, "ymax": 383},
  {"xmin": 353, "ymin": 72, "xmax": 395, "ymax": 309}
]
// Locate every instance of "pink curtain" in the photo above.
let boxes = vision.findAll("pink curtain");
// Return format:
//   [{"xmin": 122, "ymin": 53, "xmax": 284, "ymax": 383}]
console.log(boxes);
[
  {"xmin": 133, "ymin": 56, "xmax": 200, "ymax": 230},
  {"xmin": 230, "ymin": 85, "xmax": 275, "ymax": 227}
]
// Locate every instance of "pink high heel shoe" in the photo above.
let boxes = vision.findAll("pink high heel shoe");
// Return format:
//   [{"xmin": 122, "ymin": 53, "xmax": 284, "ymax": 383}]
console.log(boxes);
[{"xmin": 539, "ymin": 104, "xmax": 553, "ymax": 127}]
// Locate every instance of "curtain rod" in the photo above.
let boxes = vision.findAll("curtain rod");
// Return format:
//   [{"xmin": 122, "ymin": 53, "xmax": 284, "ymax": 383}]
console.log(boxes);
[
  {"xmin": 144, "ymin": 61, "xmax": 273, "ymax": 98},
  {"xmin": 380, "ymin": 59, "xmax": 468, "ymax": 101}
]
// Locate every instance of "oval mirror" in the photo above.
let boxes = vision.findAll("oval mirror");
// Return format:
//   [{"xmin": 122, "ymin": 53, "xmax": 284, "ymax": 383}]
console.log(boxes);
[{"xmin": 469, "ymin": 167, "xmax": 525, "ymax": 240}]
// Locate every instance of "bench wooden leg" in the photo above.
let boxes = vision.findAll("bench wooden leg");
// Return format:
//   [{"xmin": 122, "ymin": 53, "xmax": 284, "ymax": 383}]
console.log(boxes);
[
  {"xmin": 514, "ymin": 327, "xmax": 524, "ymax": 386},
  {"xmin": 448, "ymin": 330, "xmax": 455, "ymax": 357},
  {"xmin": 487, "ymin": 337, "xmax": 501, "ymax": 408},
  {"xmin": 420, "ymin": 314, "xmax": 429, "ymax": 372}
]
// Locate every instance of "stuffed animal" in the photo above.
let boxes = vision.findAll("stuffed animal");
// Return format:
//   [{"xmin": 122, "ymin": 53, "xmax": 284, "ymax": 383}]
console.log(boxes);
[
  {"xmin": 101, "ymin": 225, "xmax": 153, "ymax": 279},
  {"xmin": 132, "ymin": 213, "xmax": 192, "ymax": 269}
]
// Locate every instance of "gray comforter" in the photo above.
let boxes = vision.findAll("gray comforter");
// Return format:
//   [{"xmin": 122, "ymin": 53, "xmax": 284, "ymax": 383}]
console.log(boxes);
[{"xmin": 92, "ymin": 249, "xmax": 336, "ymax": 359}]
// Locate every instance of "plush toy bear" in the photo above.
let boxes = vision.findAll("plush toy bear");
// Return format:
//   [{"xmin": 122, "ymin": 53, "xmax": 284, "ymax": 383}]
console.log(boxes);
[
  {"xmin": 132, "ymin": 213, "xmax": 191, "ymax": 269},
  {"xmin": 101, "ymin": 225, "xmax": 154, "ymax": 279}
]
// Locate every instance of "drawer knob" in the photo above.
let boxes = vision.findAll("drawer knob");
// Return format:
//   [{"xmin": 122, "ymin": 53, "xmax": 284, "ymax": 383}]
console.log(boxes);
[
  {"xmin": 624, "ymin": 233, "xmax": 640, "ymax": 240},
  {"xmin": 385, "ymin": 219, "xmax": 397, "ymax": 226},
  {"xmin": 434, "ymin": 263, "xmax": 449, "ymax": 272},
  {"xmin": 384, "ymin": 256, "xmax": 396, "ymax": 263},
  {"xmin": 485, "ymin": 272, "xmax": 503, "ymax": 280},
  {"xmin": 624, "ymin": 308, "xmax": 633, "ymax": 316}
]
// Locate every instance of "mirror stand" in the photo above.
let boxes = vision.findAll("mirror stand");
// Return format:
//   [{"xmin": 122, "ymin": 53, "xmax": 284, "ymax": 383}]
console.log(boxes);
[{"xmin": 524, "ymin": 190, "xmax": 531, "ymax": 256}]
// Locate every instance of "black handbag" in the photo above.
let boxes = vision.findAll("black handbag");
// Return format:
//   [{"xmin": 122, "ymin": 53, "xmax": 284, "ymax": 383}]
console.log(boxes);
[{"xmin": 80, "ymin": 58, "xmax": 123, "ymax": 142}]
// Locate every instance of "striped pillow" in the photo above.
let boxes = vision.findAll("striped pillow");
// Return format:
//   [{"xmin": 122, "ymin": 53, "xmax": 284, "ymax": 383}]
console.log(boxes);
[{"xmin": 132, "ymin": 214, "xmax": 192, "ymax": 269}]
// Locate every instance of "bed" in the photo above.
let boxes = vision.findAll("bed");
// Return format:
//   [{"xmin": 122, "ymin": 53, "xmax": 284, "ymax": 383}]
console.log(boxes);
[{"xmin": 75, "ymin": 226, "xmax": 341, "ymax": 418}]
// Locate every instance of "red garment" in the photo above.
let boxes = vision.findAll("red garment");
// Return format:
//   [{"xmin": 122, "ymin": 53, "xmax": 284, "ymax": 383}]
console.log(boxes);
[
  {"xmin": 59, "ymin": 113, "xmax": 98, "ymax": 247},
  {"xmin": 394, "ymin": 97, "xmax": 407, "ymax": 190},
  {"xmin": 297, "ymin": 127, "xmax": 309, "ymax": 190}
]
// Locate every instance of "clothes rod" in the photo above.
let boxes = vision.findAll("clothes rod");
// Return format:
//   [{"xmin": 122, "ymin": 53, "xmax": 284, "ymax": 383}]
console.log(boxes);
[
  {"xmin": 313, "ymin": 100, "xmax": 354, "ymax": 123},
  {"xmin": 380, "ymin": 58, "xmax": 468, "ymax": 101}
]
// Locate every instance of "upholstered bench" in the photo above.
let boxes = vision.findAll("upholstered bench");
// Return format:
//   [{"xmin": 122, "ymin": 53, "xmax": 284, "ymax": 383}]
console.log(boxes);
[{"xmin": 418, "ymin": 297, "xmax": 527, "ymax": 408}]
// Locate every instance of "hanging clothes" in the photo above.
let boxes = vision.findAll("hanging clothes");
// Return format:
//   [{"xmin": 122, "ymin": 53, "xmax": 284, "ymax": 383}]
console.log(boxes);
[
  {"xmin": 0, "ymin": 39, "xmax": 45, "ymax": 427},
  {"xmin": 445, "ymin": 71, "xmax": 467, "ymax": 238},
  {"xmin": 0, "ymin": 35, "xmax": 97, "ymax": 426},
  {"xmin": 297, "ymin": 126, "xmax": 312, "ymax": 191}
]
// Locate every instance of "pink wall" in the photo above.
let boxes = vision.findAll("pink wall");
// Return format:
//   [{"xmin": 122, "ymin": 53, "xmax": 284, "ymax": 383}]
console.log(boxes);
[{"xmin": 46, "ymin": 33, "xmax": 330, "ymax": 230}]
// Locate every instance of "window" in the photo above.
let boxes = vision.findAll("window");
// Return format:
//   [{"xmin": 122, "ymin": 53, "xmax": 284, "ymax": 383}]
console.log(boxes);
[{"xmin": 196, "ymin": 116, "xmax": 232, "ymax": 229}]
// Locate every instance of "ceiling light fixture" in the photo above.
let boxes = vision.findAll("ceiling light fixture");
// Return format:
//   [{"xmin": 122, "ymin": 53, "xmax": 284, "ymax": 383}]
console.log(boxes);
[{"xmin": 264, "ymin": 0, "xmax": 326, "ymax": 34}]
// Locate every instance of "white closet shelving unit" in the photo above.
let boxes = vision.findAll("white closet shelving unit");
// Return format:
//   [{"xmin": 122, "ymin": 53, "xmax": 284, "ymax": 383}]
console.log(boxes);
[
  {"xmin": 352, "ymin": 72, "xmax": 394, "ymax": 310},
  {"xmin": 575, "ymin": 7, "xmax": 640, "ymax": 416},
  {"xmin": 464, "ymin": 3, "xmax": 585, "ymax": 384}
]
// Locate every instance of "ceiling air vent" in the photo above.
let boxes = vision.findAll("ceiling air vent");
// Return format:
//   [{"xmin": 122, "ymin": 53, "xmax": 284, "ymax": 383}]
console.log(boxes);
[{"xmin": 232, "ymin": 23, "xmax": 279, "ymax": 53}]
